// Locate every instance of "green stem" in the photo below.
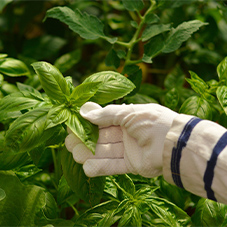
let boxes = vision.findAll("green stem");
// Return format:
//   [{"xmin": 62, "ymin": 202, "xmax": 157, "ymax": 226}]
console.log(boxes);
[
  {"xmin": 67, "ymin": 201, "xmax": 80, "ymax": 217},
  {"xmin": 51, "ymin": 147, "xmax": 61, "ymax": 184},
  {"xmin": 124, "ymin": 1, "xmax": 156, "ymax": 65},
  {"xmin": 110, "ymin": 177, "xmax": 133, "ymax": 200}
]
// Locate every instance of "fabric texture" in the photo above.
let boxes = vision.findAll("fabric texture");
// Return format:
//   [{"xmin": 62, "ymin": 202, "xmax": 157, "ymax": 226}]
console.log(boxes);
[
  {"xmin": 163, "ymin": 114, "xmax": 227, "ymax": 204},
  {"xmin": 65, "ymin": 102, "xmax": 178, "ymax": 178}
]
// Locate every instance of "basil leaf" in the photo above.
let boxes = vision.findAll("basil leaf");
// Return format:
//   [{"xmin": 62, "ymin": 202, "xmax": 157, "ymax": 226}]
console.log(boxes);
[
  {"xmin": 57, "ymin": 176, "xmax": 79, "ymax": 206},
  {"xmin": 217, "ymin": 86, "xmax": 227, "ymax": 115},
  {"xmin": 61, "ymin": 147, "xmax": 105, "ymax": 206},
  {"xmin": 186, "ymin": 71, "xmax": 208, "ymax": 95},
  {"xmin": 16, "ymin": 82, "xmax": 43, "ymax": 99},
  {"xmin": 146, "ymin": 197, "xmax": 191, "ymax": 226},
  {"xmin": 45, "ymin": 6, "xmax": 117, "ymax": 44},
  {"xmin": 163, "ymin": 20, "xmax": 208, "ymax": 53},
  {"xmin": 125, "ymin": 93, "xmax": 158, "ymax": 104},
  {"xmin": 118, "ymin": 205, "xmax": 142, "ymax": 227},
  {"xmin": 191, "ymin": 198, "xmax": 227, "ymax": 226},
  {"xmin": 31, "ymin": 61, "xmax": 70, "ymax": 103},
  {"xmin": 70, "ymin": 81, "xmax": 102, "ymax": 106},
  {"xmin": 0, "ymin": 91, "xmax": 45, "ymax": 122},
  {"xmin": 83, "ymin": 71, "xmax": 135, "ymax": 104},
  {"xmin": 164, "ymin": 88, "xmax": 179, "ymax": 110},
  {"xmin": 116, "ymin": 174, "xmax": 135, "ymax": 196},
  {"xmin": 217, "ymin": 56, "xmax": 227, "ymax": 81},
  {"xmin": 0, "ymin": 58, "xmax": 30, "ymax": 77},
  {"xmin": 75, "ymin": 200, "xmax": 119, "ymax": 226},
  {"xmin": 0, "ymin": 171, "xmax": 46, "ymax": 226},
  {"xmin": 122, "ymin": 0, "xmax": 144, "ymax": 11},
  {"xmin": 180, "ymin": 96, "xmax": 212, "ymax": 120},
  {"xmin": 5, "ymin": 108, "xmax": 55, "ymax": 153},
  {"xmin": 66, "ymin": 110, "xmax": 98, "ymax": 154},
  {"xmin": 45, "ymin": 105, "xmax": 70, "ymax": 129},
  {"xmin": 0, "ymin": 151, "xmax": 31, "ymax": 170}
]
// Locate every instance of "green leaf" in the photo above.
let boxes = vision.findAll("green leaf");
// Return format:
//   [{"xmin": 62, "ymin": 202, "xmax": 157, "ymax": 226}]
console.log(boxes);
[
  {"xmin": 31, "ymin": 61, "xmax": 70, "ymax": 103},
  {"xmin": 122, "ymin": 0, "xmax": 144, "ymax": 11},
  {"xmin": 0, "ymin": 151, "xmax": 31, "ymax": 170},
  {"xmin": 118, "ymin": 205, "xmax": 142, "ymax": 227},
  {"xmin": 122, "ymin": 64, "xmax": 142, "ymax": 96},
  {"xmin": 0, "ymin": 91, "xmax": 45, "ymax": 122},
  {"xmin": 61, "ymin": 147, "xmax": 105, "ymax": 206},
  {"xmin": 45, "ymin": 105, "xmax": 70, "ymax": 129},
  {"xmin": 57, "ymin": 176, "xmax": 79, "ymax": 205},
  {"xmin": 191, "ymin": 198, "xmax": 227, "ymax": 226},
  {"xmin": 164, "ymin": 66, "xmax": 185, "ymax": 89},
  {"xmin": 0, "ymin": 54, "xmax": 7, "ymax": 59},
  {"xmin": 143, "ymin": 35, "xmax": 165, "ymax": 62},
  {"xmin": 125, "ymin": 93, "xmax": 158, "ymax": 104},
  {"xmin": 54, "ymin": 49, "xmax": 81, "ymax": 74},
  {"xmin": 217, "ymin": 86, "xmax": 227, "ymax": 115},
  {"xmin": 17, "ymin": 82, "xmax": 43, "ymax": 99},
  {"xmin": 0, "ymin": 58, "xmax": 30, "ymax": 77},
  {"xmin": 162, "ymin": 20, "xmax": 208, "ymax": 53},
  {"xmin": 146, "ymin": 197, "xmax": 191, "ymax": 226},
  {"xmin": 0, "ymin": 189, "xmax": 6, "ymax": 202},
  {"xmin": 104, "ymin": 176, "xmax": 118, "ymax": 198},
  {"xmin": 14, "ymin": 164, "xmax": 42, "ymax": 181},
  {"xmin": 83, "ymin": 71, "xmax": 135, "ymax": 104},
  {"xmin": 105, "ymin": 48, "xmax": 121, "ymax": 69},
  {"xmin": 0, "ymin": 171, "xmax": 46, "ymax": 226},
  {"xmin": 217, "ymin": 56, "xmax": 227, "ymax": 81},
  {"xmin": 144, "ymin": 13, "xmax": 160, "ymax": 24},
  {"xmin": 180, "ymin": 96, "xmax": 212, "ymax": 120},
  {"xmin": 22, "ymin": 35, "xmax": 66, "ymax": 60},
  {"xmin": 186, "ymin": 71, "xmax": 208, "ymax": 95},
  {"xmin": 45, "ymin": 6, "xmax": 117, "ymax": 44},
  {"xmin": 66, "ymin": 110, "xmax": 98, "ymax": 154},
  {"xmin": 1, "ymin": 81, "xmax": 19, "ymax": 95},
  {"xmin": 75, "ymin": 200, "xmax": 119, "ymax": 226},
  {"xmin": 5, "ymin": 108, "xmax": 55, "ymax": 153},
  {"xmin": 164, "ymin": 88, "xmax": 179, "ymax": 110},
  {"xmin": 142, "ymin": 24, "xmax": 171, "ymax": 42},
  {"xmin": 158, "ymin": 176, "xmax": 193, "ymax": 210},
  {"xmin": 116, "ymin": 174, "xmax": 135, "ymax": 196},
  {"xmin": 70, "ymin": 82, "xmax": 102, "ymax": 106}
]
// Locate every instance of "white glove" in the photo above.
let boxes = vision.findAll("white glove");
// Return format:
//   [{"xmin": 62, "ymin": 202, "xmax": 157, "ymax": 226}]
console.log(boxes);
[{"xmin": 65, "ymin": 102, "xmax": 178, "ymax": 178}]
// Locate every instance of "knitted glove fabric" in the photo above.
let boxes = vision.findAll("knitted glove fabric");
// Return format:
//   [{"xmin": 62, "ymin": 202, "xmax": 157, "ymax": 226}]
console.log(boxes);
[{"xmin": 65, "ymin": 102, "xmax": 178, "ymax": 178}]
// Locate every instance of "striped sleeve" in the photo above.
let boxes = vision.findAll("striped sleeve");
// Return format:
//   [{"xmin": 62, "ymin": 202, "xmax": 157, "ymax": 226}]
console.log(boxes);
[{"xmin": 163, "ymin": 114, "xmax": 227, "ymax": 204}]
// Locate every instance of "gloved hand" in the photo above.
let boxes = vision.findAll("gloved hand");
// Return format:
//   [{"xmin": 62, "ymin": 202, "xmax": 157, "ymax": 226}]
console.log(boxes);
[{"xmin": 65, "ymin": 102, "xmax": 178, "ymax": 178}]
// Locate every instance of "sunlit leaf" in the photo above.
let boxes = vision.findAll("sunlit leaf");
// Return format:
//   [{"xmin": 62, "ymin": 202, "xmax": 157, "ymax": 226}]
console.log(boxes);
[
  {"xmin": 191, "ymin": 198, "xmax": 227, "ymax": 226},
  {"xmin": 83, "ymin": 71, "xmax": 135, "ymax": 104},
  {"xmin": 0, "ymin": 58, "xmax": 30, "ymax": 77},
  {"xmin": 217, "ymin": 56, "xmax": 227, "ymax": 81},
  {"xmin": 180, "ymin": 96, "xmax": 212, "ymax": 120},
  {"xmin": 32, "ymin": 61, "xmax": 70, "ymax": 103},
  {"xmin": 217, "ymin": 86, "xmax": 227, "ymax": 115}
]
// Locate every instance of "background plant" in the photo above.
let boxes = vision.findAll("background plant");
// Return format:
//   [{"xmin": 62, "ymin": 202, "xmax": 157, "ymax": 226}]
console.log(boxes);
[{"xmin": 1, "ymin": 0, "xmax": 227, "ymax": 226}]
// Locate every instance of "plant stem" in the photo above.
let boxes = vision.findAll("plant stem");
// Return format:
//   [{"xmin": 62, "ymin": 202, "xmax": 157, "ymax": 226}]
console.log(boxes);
[
  {"xmin": 51, "ymin": 147, "xmax": 61, "ymax": 184},
  {"xmin": 67, "ymin": 201, "xmax": 80, "ymax": 217},
  {"xmin": 124, "ymin": 1, "xmax": 156, "ymax": 65}
]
